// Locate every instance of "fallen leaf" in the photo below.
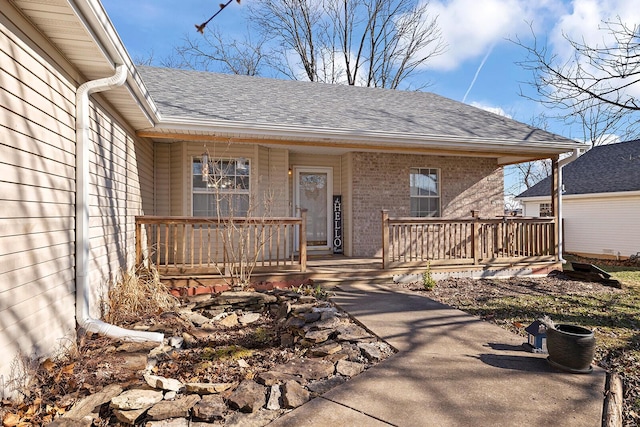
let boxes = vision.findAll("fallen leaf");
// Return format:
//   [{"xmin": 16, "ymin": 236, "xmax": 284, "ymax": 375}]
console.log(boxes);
[
  {"xmin": 41, "ymin": 359, "xmax": 55, "ymax": 372},
  {"xmin": 2, "ymin": 413, "xmax": 21, "ymax": 427},
  {"xmin": 61, "ymin": 363, "xmax": 75, "ymax": 375}
]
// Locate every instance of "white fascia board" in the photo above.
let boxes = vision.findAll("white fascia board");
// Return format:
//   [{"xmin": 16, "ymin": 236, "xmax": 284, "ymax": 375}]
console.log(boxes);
[
  {"xmin": 69, "ymin": 0, "xmax": 159, "ymax": 126},
  {"xmin": 515, "ymin": 195, "xmax": 552, "ymax": 202},
  {"xmin": 155, "ymin": 117, "xmax": 585, "ymax": 156}
]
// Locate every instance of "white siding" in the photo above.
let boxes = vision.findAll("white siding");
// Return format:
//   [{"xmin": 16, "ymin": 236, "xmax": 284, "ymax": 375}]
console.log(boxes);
[
  {"xmin": 522, "ymin": 201, "xmax": 542, "ymax": 217},
  {"xmin": 564, "ymin": 195, "xmax": 640, "ymax": 258}
]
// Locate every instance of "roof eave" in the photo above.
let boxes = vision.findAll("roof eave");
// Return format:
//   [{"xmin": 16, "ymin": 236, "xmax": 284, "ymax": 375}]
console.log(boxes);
[{"xmin": 141, "ymin": 117, "xmax": 585, "ymax": 162}]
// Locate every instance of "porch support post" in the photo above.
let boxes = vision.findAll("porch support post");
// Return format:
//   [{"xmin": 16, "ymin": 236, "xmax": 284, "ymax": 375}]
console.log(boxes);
[
  {"xmin": 382, "ymin": 210, "xmax": 389, "ymax": 269},
  {"xmin": 300, "ymin": 209, "xmax": 307, "ymax": 272},
  {"xmin": 471, "ymin": 210, "xmax": 480, "ymax": 265},
  {"xmin": 551, "ymin": 156, "xmax": 560, "ymax": 260}
]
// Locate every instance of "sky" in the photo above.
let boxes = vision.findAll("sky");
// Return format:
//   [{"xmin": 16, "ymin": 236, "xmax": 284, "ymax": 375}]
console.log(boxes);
[{"xmin": 101, "ymin": 0, "xmax": 640, "ymax": 199}]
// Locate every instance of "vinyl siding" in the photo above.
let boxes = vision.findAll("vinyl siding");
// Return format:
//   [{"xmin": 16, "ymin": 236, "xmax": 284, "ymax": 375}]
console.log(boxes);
[
  {"xmin": 564, "ymin": 195, "xmax": 640, "ymax": 258},
  {"xmin": 0, "ymin": 6, "xmax": 77, "ymax": 393},
  {"xmin": 0, "ymin": 3, "xmax": 154, "ymax": 396}
]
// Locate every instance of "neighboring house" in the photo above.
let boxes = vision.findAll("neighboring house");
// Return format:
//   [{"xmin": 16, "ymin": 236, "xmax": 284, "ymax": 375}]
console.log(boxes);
[
  {"xmin": 517, "ymin": 139, "xmax": 640, "ymax": 259},
  {"xmin": 1, "ymin": 0, "xmax": 584, "ymax": 396}
]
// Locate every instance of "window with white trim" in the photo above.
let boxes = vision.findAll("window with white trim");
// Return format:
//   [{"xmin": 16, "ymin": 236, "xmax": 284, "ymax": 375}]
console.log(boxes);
[
  {"xmin": 539, "ymin": 202, "xmax": 552, "ymax": 217},
  {"xmin": 193, "ymin": 157, "xmax": 250, "ymax": 217},
  {"xmin": 410, "ymin": 168, "xmax": 440, "ymax": 217}
]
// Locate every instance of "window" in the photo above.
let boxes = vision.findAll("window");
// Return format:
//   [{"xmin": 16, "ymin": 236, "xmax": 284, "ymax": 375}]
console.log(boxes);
[
  {"xmin": 539, "ymin": 202, "xmax": 552, "ymax": 217},
  {"xmin": 410, "ymin": 168, "xmax": 440, "ymax": 217},
  {"xmin": 193, "ymin": 157, "xmax": 250, "ymax": 216}
]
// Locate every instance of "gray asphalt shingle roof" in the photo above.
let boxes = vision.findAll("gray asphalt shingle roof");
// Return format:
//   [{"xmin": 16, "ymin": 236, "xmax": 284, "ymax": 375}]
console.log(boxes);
[
  {"xmin": 518, "ymin": 139, "xmax": 640, "ymax": 197},
  {"xmin": 138, "ymin": 66, "xmax": 573, "ymax": 144}
]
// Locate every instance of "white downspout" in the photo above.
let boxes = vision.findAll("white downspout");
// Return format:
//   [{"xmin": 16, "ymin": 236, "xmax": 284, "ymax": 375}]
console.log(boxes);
[
  {"xmin": 76, "ymin": 64, "xmax": 164, "ymax": 343},
  {"xmin": 557, "ymin": 147, "xmax": 583, "ymax": 264}
]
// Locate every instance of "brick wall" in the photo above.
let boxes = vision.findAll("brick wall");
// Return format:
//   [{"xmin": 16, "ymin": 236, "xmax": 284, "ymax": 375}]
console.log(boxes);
[{"xmin": 351, "ymin": 152, "xmax": 503, "ymax": 257}]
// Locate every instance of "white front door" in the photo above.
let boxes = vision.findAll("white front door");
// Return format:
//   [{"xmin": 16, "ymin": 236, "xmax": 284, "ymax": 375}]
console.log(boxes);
[{"xmin": 294, "ymin": 167, "xmax": 333, "ymax": 251}]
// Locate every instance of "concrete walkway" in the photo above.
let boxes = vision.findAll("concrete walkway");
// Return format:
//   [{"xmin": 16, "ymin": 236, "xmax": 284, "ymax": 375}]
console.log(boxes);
[{"xmin": 271, "ymin": 282, "xmax": 605, "ymax": 427}]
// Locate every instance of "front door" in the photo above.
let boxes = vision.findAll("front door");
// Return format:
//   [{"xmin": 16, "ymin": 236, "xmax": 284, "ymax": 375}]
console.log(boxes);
[{"xmin": 294, "ymin": 167, "xmax": 333, "ymax": 251}]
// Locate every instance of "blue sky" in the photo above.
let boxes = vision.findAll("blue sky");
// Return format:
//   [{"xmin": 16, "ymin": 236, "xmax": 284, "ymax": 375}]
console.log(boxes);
[{"xmin": 102, "ymin": 0, "xmax": 640, "ymax": 197}]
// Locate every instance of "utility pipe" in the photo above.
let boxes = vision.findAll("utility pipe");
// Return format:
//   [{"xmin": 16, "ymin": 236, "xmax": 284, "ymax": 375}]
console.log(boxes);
[
  {"xmin": 556, "ymin": 147, "xmax": 583, "ymax": 264},
  {"xmin": 76, "ymin": 64, "xmax": 164, "ymax": 343}
]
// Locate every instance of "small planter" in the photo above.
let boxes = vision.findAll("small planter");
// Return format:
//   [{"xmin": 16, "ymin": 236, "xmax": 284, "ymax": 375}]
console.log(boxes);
[{"xmin": 546, "ymin": 324, "xmax": 596, "ymax": 374}]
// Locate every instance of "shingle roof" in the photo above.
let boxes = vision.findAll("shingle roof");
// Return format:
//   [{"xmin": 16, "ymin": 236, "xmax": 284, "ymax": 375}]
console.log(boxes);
[
  {"xmin": 138, "ymin": 66, "xmax": 573, "ymax": 144},
  {"xmin": 517, "ymin": 139, "xmax": 640, "ymax": 198}
]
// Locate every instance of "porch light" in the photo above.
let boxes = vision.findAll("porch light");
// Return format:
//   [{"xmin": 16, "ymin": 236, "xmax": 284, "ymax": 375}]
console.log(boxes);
[{"xmin": 202, "ymin": 152, "xmax": 210, "ymax": 182}]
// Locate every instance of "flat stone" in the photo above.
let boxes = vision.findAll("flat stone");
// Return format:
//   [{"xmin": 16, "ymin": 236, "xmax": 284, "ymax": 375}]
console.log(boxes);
[
  {"xmin": 307, "ymin": 376, "xmax": 347, "ymax": 395},
  {"xmin": 282, "ymin": 380, "xmax": 310, "ymax": 409},
  {"xmin": 290, "ymin": 303, "xmax": 315, "ymax": 314},
  {"xmin": 336, "ymin": 360, "xmax": 366, "ymax": 377},
  {"xmin": 64, "ymin": 383, "xmax": 123, "ymax": 420},
  {"xmin": 336, "ymin": 324, "xmax": 371, "ymax": 341},
  {"xmin": 280, "ymin": 333, "xmax": 295, "ymax": 347},
  {"xmin": 208, "ymin": 291, "xmax": 277, "ymax": 307},
  {"xmin": 118, "ymin": 353, "xmax": 149, "ymax": 371},
  {"xmin": 112, "ymin": 406, "xmax": 149, "ymax": 424},
  {"xmin": 357, "ymin": 342, "xmax": 384, "ymax": 361},
  {"xmin": 47, "ymin": 420, "xmax": 92, "ymax": 427},
  {"xmin": 272, "ymin": 358, "xmax": 335, "ymax": 380},
  {"xmin": 311, "ymin": 316, "xmax": 343, "ymax": 330},
  {"xmin": 219, "ymin": 312, "xmax": 239, "ymax": 327},
  {"xmin": 311, "ymin": 342, "xmax": 342, "ymax": 357},
  {"xmin": 110, "ymin": 389, "xmax": 164, "ymax": 410},
  {"xmin": 339, "ymin": 342, "xmax": 365, "ymax": 362},
  {"xmin": 164, "ymin": 391, "xmax": 177, "ymax": 400},
  {"xmin": 144, "ymin": 374, "xmax": 184, "ymax": 392},
  {"xmin": 301, "ymin": 311, "xmax": 321, "ymax": 323},
  {"xmin": 185, "ymin": 382, "xmax": 235, "ymax": 395},
  {"xmin": 116, "ymin": 341, "xmax": 160, "ymax": 353},
  {"xmin": 284, "ymin": 317, "xmax": 305, "ymax": 329},
  {"xmin": 227, "ymin": 380, "xmax": 267, "ymax": 413},
  {"xmin": 304, "ymin": 329, "xmax": 332, "ymax": 343},
  {"xmin": 147, "ymin": 394, "xmax": 201, "ymax": 420},
  {"xmin": 238, "ymin": 313, "xmax": 260, "ymax": 325},
  {"xmin": 266, "ymin": 384, "xmax": 282, "ymax": 410},
  {"xmin": 168, "ymin": 336, "xmax": 184, "ymax": 349},
  {"xmin": 180, "ymin": 310, "xmax": 212, "ymax": 327},
  {"xmin": 298, "ymin": 295, "xmax": 317, "ymax": 304},
  {"xmin": 255, "ymin": 371, "xmax": 299, "ymax": 386},
  {"xmin": 192, "ymin": 394, "xmax": 227, "ymax": 421}
]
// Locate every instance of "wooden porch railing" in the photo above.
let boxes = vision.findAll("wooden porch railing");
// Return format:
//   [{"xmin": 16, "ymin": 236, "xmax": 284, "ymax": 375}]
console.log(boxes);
[
  {"xmin": 135, "ymin": 212, "xmax": 307, "ymax": 275},
  {"xmin": 382, "ymin": 210, "xmax": 556, "ymax": 269}
]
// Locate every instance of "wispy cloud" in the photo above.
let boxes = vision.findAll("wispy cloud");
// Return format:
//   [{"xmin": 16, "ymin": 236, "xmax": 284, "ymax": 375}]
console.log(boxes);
[{"xmin": 462, "ymin": 42, "xmax": 494, "ymax": 103}]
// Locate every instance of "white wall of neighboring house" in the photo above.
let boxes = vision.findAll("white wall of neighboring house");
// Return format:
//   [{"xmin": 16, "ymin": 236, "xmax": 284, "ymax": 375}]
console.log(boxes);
[
  {"xmin": 521, "ymin": 193, "xmax": 640, "ymax": 259},
  {"xmin": 0, "ymin": 2, "xmax": 153, "ymax": 397}
]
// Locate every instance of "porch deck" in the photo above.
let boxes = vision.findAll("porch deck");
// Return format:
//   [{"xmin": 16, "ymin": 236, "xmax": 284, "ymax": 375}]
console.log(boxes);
[{"xmin": 135, "ymin": 213, "xmax": 560, "ymax": 289}]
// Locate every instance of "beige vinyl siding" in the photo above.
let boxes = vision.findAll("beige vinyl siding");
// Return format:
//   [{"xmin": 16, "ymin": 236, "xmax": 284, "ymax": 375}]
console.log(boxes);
[
  {"xmin": 257, "ymin": 146, "xmax": 289, "ymax": 217},
  {"xmin": 0, "ymin": 7, "xmax": 77, "ymax": 391},
  {"xmin": 563, "ymin": 194, "xmax": 640, "ymax": 258},
  {"xmin": 155, "ymin": 143, "xmax": 171, "ymax": 216},
  {"xmin": 170, "ymin": 142, "xmax": 185, "ymax": 215}
]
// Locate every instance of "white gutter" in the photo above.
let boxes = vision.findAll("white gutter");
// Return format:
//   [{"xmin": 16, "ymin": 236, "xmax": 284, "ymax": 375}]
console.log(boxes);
[
  {"xmin": 557, "ymin": 147, "xmax": 583, "ymax": 263},
  {"xmin": 76, "ymin": 64, "xmax": 164, "ymax": 343}
]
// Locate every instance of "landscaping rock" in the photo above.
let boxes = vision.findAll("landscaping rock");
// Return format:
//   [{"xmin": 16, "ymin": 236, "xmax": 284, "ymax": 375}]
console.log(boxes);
[
  {"xmin": 112, "ymin": 407, "xmax": 149, "ymax": 424},
  {"xmin": 224, "ymin": 409, "xmax": 281, "ymax": 427},
  {"xmin": 336, "ymin": 360, "xmax": 365, "ymax": 377},
  {"xmin": 144, "ymin": 374, "xmax": 184, "ymax": 392},
  {"xmin": 147, "ymin": 394, "xmax": 201, "ymax": 420},
  {"xmin": 185, "ymin": 382, "xmax": 235, "ymax": 394},
  {"xmin": 63, "ymin": 383, "xmax": 123, "ymax": 420},
  {"xmin": 227, "ymin": 380, "xmax": 267, "ymax": 413},
  {"xmin": 336, "ymin": 324, "xmax": 371, "ymax": 341},
  {"xmin": 271, "ymin": 358, "xmax": 335, "ymax": 380},
  {"xmin": 219, "ymin": 312, "xmax": 239, "ymax": 327},
  {"xmin": 307, "ymin": 376, "xmax": 347, "ymax": 395},
  {"xmin": 282, "ymin": 380, "xmax": 310, "ymax": 408},
  {"xmin": 266, "ymin": 384, "xmax": 282, "ymax": 410},
  {"xmin": 311, "ymin": 341, "xmax": 342, "ymax": 356},
  {"xmin": 304, "ymin": 329, "xmax": 332, "ymax": 343},
  {"xmin": 192, "ymin": 394, "xmax": 227, "ymax": 421},
  {"xmin": 239, "ymin": 313, "xmax": 260, "ymax": 325},
  {"xmin": 110, "ymin": 389, "xmax": 164, "ymax": 411},
  {"xmin": 145, "ymin": 418, "xmax": 189, "ymax": 427},
  {"xmin": 358, "ymin": 342, "xmax": 384, "ymax": 361},
  {"xmin": 255, "ymin": 371, "xmax": 299, "ymax": 386}
]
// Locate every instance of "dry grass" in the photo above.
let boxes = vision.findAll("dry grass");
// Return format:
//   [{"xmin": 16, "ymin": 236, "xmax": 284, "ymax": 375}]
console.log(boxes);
[{"xmin": 105, "ymin": 265, "xmax": 178, "ymax": 325}]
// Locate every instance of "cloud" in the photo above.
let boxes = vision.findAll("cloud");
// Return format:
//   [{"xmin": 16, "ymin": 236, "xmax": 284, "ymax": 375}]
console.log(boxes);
[
  {"xmin": 424, "ymin": 0, "xmax": 559, "ymax": 71},
  {"xmin": 470, "ymin": 101, "xmax": 512, "ymax": 118}
]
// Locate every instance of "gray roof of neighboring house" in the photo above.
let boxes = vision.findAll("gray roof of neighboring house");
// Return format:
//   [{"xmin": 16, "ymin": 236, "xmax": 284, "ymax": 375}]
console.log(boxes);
[
  {"xmin": 517, "ymin": 139, "xmax": 640, "ymax": 198},
  {"xmin": 138, "ymin": 66, "xmax": 573, "ymax": 143}
]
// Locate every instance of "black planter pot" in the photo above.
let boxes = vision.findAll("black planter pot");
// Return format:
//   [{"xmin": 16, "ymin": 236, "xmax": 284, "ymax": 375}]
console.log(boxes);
[{"xmin": 546, "ymin": 324, "xmax": 596, "ymax": 374}]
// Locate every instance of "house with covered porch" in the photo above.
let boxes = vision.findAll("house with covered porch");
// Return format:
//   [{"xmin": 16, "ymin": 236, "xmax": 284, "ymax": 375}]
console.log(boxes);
[{"xmin": 1, "ymin": 0, "xmax": 584, "ymax": 397}]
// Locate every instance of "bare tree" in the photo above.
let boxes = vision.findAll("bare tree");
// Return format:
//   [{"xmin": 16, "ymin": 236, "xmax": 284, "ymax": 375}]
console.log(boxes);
[
  {"xmin": 187, "ymin": 0, "xmax": 445, "ymax": 89},
  {"xmin": 516, "ymin": 18, "xmax": 640, "ymax": 145}
]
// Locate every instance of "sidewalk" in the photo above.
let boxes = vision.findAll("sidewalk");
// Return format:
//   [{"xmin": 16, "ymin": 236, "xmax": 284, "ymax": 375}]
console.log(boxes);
[{"xmin": 270, "ymin": 282, "xmax": 605, "ymax": 427}]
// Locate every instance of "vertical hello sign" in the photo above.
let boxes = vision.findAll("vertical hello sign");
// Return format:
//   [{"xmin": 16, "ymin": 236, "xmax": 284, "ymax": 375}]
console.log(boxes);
[{"xmin": 333, "ymin": 196, "xmax": 343, "ymax": 253}]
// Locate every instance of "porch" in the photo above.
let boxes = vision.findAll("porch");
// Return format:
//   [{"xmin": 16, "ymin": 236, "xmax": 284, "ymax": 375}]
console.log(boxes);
[{"xmin": 134, "ymin": 211, "xmax": 559, "ymax": 288}]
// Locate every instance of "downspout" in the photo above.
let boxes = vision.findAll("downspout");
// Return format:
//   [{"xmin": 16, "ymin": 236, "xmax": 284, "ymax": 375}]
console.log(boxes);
[
  {"xmin": 557, "ymin": 147, "xmax": 583, "ymax": 264},
  {"xmin": 76, "ymin": 64, "xmax": 164, "ymax": 343}
]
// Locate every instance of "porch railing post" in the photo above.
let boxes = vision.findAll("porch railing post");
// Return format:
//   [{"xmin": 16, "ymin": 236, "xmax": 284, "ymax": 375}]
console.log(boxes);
[
  {"xmin": 135, "ymin": 217, "xmax": 142, "ymax": 267},
  {"xmin": 471, "ymin": 210, "xmax": 480, "ymax": 265},
  {"xmin": 382, "ymin": 210, "xmax": 389, "ymax": 269},
  {"xmin": 300, "ymin": 209, "xmax": 307, "ymax": 272}
]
